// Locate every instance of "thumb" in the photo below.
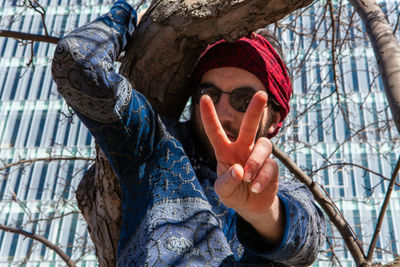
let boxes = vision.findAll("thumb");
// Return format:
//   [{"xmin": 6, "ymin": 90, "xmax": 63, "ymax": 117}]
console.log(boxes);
[{"xmin": 214, "ymin": 164, "xmax": 244, "ymax": 199}]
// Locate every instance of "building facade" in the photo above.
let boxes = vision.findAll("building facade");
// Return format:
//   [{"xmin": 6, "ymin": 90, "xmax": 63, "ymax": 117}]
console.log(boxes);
[
  {"xmin": 0, "ymin": 0, "xmax": 399, "ymax": 265},
  {"xmin": 276, "ymin": 0, "xmax": 400, "ymax": 264}
]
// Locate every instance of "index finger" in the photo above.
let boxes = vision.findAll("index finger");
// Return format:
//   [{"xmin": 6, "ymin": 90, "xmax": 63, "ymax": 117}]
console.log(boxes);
[
  {"xmin": 200, "ymin": 95, "xmax": 230, "ymax": 151},
  {"xmin": 236, "ymin": 91, "xmax": 268, "ymax": 145}
]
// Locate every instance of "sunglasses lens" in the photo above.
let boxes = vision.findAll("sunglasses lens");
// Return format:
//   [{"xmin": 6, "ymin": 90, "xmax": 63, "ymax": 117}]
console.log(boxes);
[
  {"xmin": 196, "ymin": 84, "xmax": 256, "ymax": 113},
  {"xmin": 230, "ymin": 88, "xmax": 255, "ymax": 112},
  {"xmin": 201, "ymin": 87, "xmax": 221, "ymax": 104}
]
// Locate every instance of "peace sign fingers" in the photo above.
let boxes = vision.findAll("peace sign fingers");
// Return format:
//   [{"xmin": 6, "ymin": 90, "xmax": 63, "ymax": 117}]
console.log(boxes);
[{"xmin": 236, "ymin": 91, "xmax": 268, "ymax": 146}]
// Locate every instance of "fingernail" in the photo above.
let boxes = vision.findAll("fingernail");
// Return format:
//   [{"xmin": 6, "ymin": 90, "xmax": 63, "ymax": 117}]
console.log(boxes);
[
  {"xmin": 243, "ymin": 171, "xmax": 252, "ymax": 182},
  {"xmin": 231, "ymin": 168, "xmax": 237, "ymax": 179},
  {"xmin": 251, "ymin": 182, "xmax": 261, "ymax": 194}
]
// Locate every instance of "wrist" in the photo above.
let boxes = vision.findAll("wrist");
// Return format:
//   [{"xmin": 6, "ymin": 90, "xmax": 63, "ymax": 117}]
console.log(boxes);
[
  {"xmin": 239, "ymin": 196, "xmax": 284, "ymax": 245},
  {"xmin": 109, "ymin": 0, "xmax": 137, "ymax": 38}
]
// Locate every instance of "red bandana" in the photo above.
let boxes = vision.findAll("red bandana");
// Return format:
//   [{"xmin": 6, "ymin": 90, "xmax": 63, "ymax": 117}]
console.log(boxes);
[{"xmin": 192, "ymin": 33, "xmax": 292, "ymax": 138}]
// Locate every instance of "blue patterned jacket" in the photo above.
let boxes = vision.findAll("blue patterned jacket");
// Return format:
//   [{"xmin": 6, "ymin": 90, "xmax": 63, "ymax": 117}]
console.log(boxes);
[{"xmin": 52, "ymin": 1, "xmax": 325, "ymax": 266}]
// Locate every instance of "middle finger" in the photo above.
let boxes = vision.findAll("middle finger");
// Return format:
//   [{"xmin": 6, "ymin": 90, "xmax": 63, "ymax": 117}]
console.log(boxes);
[{"xmin": 236, "ymin": 91, "xmax": 268, "ymax": 146}]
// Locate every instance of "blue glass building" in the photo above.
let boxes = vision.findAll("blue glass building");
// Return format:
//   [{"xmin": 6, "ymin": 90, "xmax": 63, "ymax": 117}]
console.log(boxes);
[{"xmin": 276, "ymin": 1, "xmax": 400, "ymax": 264}]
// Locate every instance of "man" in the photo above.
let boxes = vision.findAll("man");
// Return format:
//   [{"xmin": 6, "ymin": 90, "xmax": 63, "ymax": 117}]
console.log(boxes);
[{"xmin": 52, "ymin": 1, "xmax": 325, "ymax": 266}]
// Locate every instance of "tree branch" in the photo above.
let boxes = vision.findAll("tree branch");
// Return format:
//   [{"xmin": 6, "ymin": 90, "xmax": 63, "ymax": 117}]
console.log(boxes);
[
  {"xmin": 312, "ymin": 162, "xmax": 400, "ymax": 187},
  {"xmin": 326, "ymin": 235, "xmax": 344, "ymax": 267},
  {"xmin": 0, "ymin": 224, "xmax": 76, "ymax": 267},
  {"xmin": 120, "ymin": 0, "xmax": 315, "ymax": 118},
  {"xmin": 350, "ymin": 0, "xmax": 400, "ymax": 133},
  {"xmin": 367, "ymin": 155, "xmax": 400, "ymax": 262},
  {"xmin": 0, "ymin": 157, "xmax": 94, "ymax": 172},
  {"xmin": 272, "ymin": 144, "xmax": 367, "ymax": 265},
  {"xmin": 0, "ymin": 30, "xmax": 59, "ymax": 43}
]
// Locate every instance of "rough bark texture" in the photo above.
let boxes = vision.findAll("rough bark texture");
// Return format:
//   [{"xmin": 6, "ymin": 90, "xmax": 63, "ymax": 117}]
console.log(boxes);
[
  {"xmin": 120, "ymin": 0, "xmax": 314, "ymax": 117},
  {"xmin": 76, "ymin": 145, "xmax": 122, "ymax": 267},
  {"xmin": 75, "ymin": 0, "xmax": 314, "ymax": 266},
  {"xmin": 349, "ymin": 0, "xmax": 400, "ymax": 133}
]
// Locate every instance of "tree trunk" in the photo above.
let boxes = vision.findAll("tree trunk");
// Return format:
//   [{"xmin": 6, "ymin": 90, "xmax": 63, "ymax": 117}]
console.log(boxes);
[
  {"xmin": 120, "ymin": 0, "xmax": 314, "ymax": 117},
  {"xmin": 76, "ymin": 145, "xmax": 122, "ymax": 267},
  {"xmin": 76, "ymin": 0, "xmax": 314, "ymax": 265}
]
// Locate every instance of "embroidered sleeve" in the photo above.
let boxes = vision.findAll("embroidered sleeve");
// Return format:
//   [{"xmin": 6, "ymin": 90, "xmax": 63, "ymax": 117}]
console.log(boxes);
[
  {"xmin": 52, "ymin": 0, "xmax": 136, "ymax": 123},
  {"xmin": 51, "ymin": 4, "xmax": 238, "ymax": 266},
  {"xmin": 51, "ymin": 0, "xmax": 161, "ymax": 171},
  {"xmin": 237, "ymin": 180, "xmax": 326, "ymax": 266}
]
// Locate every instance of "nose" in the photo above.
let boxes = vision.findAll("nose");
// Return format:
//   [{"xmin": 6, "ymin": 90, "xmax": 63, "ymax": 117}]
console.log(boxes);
[{"xmin": 214, "ymin": 94, "xmax": 234, "ymax": 125}]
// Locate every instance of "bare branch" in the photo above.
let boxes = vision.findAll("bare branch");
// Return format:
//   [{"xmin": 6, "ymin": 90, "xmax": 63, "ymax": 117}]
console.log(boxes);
[
  {"xmin": 18, "ymin": 0, "xmax": 49, "ymax": 36},
  {"xmin": 10, "ymin": 189, "xmax": 32, "ymax": 219},
  {"xmin": 367, "ymin": 155, "xmax": 400, "ymax": 262},
  {"xmin": 0, "ymin": 30, "xmax": 59, "ymax": 43},
  {"xmin": 326, "ymin": 235, "xmax": 344, "ymax": 267},
  {"xmin": 27, "ymin": 211, "xmax": 79, "ymax": 225},
  {"xmin": 350, "ymin": 0, "xmax": 400, "ymax": 132},
  {"xmin": 0, "ymin": 224, "xmax": 76, "ymax": 267},
  {"xmin": 393, "ymin": 11, "xmax": 400, "ymax": 34},
  {"xmin": 313, "ymin": 162, "xmax": 400, "ymax": 187},
  {"xmin": 0, "ymin": 157, "xmax": 94, "ymax": 172},
  {"xmin": 120, "ymin": 0, "xmax": 315, "ymax": 117},
  {"xmin": 21, "ymin": 242, "xmax": 36, "ymax": 265},
  {"xmin": 272, "ymin": 144, "xmax": 367, "ymax": 265},
  {"xmin": 328, "ymin": 0, "xmax": 352, "ymax": 130}
]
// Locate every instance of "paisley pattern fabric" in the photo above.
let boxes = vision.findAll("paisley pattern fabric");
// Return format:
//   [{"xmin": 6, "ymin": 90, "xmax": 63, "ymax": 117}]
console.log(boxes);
[{"xmin": 51, "ymin": 1, "xmax": 325, "ymax": 266}]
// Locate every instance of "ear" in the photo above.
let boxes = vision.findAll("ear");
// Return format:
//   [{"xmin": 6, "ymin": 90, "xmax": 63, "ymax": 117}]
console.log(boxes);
[{"xmin": 267, "ymin": 111, "xmax": 281, "ymax": 135}]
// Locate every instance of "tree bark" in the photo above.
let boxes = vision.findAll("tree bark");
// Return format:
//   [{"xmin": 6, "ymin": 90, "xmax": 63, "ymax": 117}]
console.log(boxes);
[
  {"xmin": 120, "ymin": 0, "xmax": 314, "ymax": 117},
  {"xmin": 349, "ymin": 0, "xmax": 400, "ymax": 133},
  {"xmin": 76, "ymin": 145, "xmax": 122, "ymax": 267},
  {"xmin": 76, "ymin": 0, "xmax": 315, "ymax": 265},
  {"xmin": 0, "ymin": 30, "xmax": 59, "ymax": 44}
]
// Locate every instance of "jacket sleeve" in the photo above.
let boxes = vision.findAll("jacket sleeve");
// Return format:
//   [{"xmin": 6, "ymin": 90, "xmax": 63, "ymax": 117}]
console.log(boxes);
[
  {"xmin": 51, "ymin": 1, "xmax": 159, "ymax": 177},
  {"xmin": 237, "ymin": 180, "xmax": 326, "ymax": 266}
]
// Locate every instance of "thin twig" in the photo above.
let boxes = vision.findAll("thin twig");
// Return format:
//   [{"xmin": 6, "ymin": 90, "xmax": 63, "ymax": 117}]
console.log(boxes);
[
  {"xmin": 10, "ymin": 189, "xmax": 32, "ymax": 219},
  {"xmin": 21, "ymin": 0, "xmax": 49, "ymax": 36},
  {"xmin": 393, "ymin": 11, "xmax": 400, "ymax": 34},
  {"xmin": 0, "ymin": 157, "xmax": 94, "ymax": 172},
  {"xmin": 326, "ymin": 235, "xmax": 344, "ymax": 267},
  {"xmin": 27, "ymin": 211, "xmax": 79, "ymax": 225},
  {"xmin": 0, "ymin": 223, "xmax": 76, "ymax": 267},
  {"xmin": 367, "ymin": 155, "xmax": 400, "ymax": 262},
  {"xmin": 328, "ymin": 0, "xmax": 352, "ymax": 131},
  {"xmin": 313, "ymin": 162, "xmax": 400, "ymax": 187}
]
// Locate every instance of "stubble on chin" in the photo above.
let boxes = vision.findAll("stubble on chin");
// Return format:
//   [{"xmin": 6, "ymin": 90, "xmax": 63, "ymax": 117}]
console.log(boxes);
[{"xmin": 193, "ymin": 115, "xmax": 217, "ymax": 166}]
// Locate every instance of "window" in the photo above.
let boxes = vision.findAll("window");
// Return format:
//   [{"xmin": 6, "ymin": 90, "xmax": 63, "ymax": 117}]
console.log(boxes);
[
  {"xmin": 35, "ymin": 110, "xmax": 48, "ymax": 147},
  {"xmin": 9, "ymin": 67, "xmax": 22, "ymax": 100},
  {"xmin": 9, "ymin": 110, "xmax": 23, "ymax": 147}
]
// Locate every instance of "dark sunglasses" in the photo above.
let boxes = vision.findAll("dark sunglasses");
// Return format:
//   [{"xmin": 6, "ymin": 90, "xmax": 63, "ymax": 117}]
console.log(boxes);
[{"xmin": 194, "ymin": 83, "xmax": 257, "ymax": 113}]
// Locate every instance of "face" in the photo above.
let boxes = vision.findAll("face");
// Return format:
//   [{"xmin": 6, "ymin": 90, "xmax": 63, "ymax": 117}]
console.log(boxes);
[{"xmin": 193, "ymin": 67, "xmax": 280, "ymax": 160}]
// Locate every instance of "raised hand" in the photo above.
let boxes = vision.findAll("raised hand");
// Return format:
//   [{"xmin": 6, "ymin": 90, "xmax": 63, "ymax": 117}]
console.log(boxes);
[{"xmin": 200, "ymin": 91, "xmax": 283, "ymax": 242}]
